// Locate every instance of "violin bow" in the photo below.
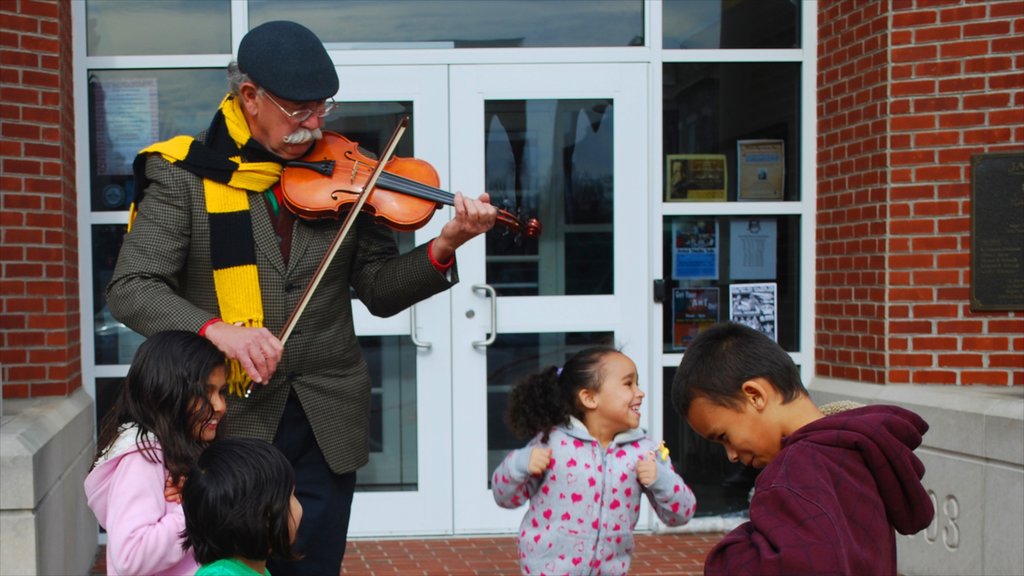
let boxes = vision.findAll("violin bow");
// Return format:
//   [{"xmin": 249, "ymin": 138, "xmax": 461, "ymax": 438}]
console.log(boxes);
[{"xmin": 245, "ymin": 117, "xmax": 409, "ymax": 398}]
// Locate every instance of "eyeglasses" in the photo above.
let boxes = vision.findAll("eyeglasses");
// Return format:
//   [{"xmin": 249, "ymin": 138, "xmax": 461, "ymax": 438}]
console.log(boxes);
[{"xmin": 259, "ymin": 89, "xmax": 335, "ymax": 123}]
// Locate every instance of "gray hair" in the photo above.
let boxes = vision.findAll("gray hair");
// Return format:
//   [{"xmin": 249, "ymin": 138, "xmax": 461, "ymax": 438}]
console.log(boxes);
[{"xmin": 226, "ymin": 61, "xmax": 252, "ymax": 95}]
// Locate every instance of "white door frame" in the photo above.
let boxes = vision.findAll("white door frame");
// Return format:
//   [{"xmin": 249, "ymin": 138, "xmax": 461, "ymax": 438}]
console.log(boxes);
[{"xmin": 448, "ymin": 63, "xmax": 651, "ymax": 534}]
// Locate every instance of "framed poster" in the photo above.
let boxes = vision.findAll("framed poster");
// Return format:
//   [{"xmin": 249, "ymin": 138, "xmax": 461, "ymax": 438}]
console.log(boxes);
[
  {"xmin": 729, "ymin": 217, "xmax": 777, "ymax": 280},
  {"xmin": 665, "ymin": 154, "xmax": 727, "ymax": 201},
  {"xmin": 672, "ymin": 287, "xmax": 720, "ymax": 350},
  {"xmin": 737, "ymin": 140, "xmax": 784, "ymax": 201},
  {"xmin": 729, "ymin": 282, "xmax": 777, "ymax": 342},
  {"xmin": 671, "ymin": 219, "xmax": 719, "ymax": 280}
]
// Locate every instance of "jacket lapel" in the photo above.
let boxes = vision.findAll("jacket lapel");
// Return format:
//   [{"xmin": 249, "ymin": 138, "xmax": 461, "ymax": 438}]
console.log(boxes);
[{"xmin": 250, "ymin": 196, "xmax": 287, "ymax": 277}]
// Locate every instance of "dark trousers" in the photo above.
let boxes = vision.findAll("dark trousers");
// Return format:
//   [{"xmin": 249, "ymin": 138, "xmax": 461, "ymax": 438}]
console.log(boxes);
[{"xmin": 268, "ymin": 391, "xmax": 356, "ymax": 576}]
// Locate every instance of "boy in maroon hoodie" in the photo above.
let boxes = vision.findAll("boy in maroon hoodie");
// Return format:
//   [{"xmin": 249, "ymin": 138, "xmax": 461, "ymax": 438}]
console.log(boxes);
[{"xmin": 672, "ymin": 322, "xmax": 934, "ymax": 575}]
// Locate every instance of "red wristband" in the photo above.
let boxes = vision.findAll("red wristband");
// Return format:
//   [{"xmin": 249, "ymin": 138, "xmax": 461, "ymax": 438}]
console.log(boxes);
[
  {"xmin": 427, "ymin": 239, "xmax": 454, "ymax": 271},
  {"xmin": 198, "ymin": 317, "xmax": 222, "ymax": 337}
]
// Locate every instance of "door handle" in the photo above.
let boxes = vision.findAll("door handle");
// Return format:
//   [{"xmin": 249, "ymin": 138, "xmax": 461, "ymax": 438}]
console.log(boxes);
[
  {"xmin": 471, "ymin": 283, "xmax": 497, "ymax": 348},
  {"xmin": 409, "ymin": 305, "xmax": 431, "ymax": 349}
]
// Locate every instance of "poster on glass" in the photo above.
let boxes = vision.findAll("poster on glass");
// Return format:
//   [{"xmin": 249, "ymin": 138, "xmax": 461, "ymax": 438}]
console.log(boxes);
[
  {"xmin": 665, "ymin": 154, "xmax": 727, "ymax": 201},
  {"xmin": 729, "ymin": 282, "xmax": 777, "ymax": 342},
  {"xmin": 672, "ymin": 287, "xmax": 719, "ymax": 351},
  {"xmin": 671, "ymin": 218, "xmax": 719, "ymax": 281},
  {"xmin": 737, "ymin": 140, "xmax": 784, "ymax": 201},
  {"xmin": 729, "ymin": 217, "xmax": 777, "ymax": 280}
]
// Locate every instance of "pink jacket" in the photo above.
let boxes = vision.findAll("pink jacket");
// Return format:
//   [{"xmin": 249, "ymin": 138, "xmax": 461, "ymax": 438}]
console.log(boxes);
[{"xmin": 84, "ymin": 425, "xmax": 199, "ymax": 576}]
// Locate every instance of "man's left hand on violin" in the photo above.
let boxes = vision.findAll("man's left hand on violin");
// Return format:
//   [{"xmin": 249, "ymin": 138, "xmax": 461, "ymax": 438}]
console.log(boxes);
[{"xmin": 431, "ymin": 192, "xmax": 498, "ymax": 262}]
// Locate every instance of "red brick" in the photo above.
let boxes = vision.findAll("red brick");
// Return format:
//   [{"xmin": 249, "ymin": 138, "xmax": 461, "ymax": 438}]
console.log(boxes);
[
  {"xmin": 938, "ymin": 111, "xmax": 985, "ymax": 128},
  {"xmin": 892, "ymin": 79, "xmax": 937, "ymax": 96},
  {"xmin": 963, "ymin": 337, "xmax": 1009, "ymax": 351},
  {"xmin": 890, "ymin": 287, "xmax": 935, "ymax": 301},
  {"xmin": 988, "ymin": 319, "xmax": 1024, "ymax": 333},
  {"xmin": 914, "ymin": 130, "xmax": 960, "ymax": 146},
  {"xmin": 938, "ymin": 353, "xmax": 984, "ymax": 367},
  {"xmin": 915, "ymin": 25, "xmax": 963, "ymax": 42},
  {"xmin": 990, "ymin": 109, "xmax": 1024, "ymax": 125},
  {"xmin": 913, "ymin": 370, "xmax": 958, "ymax": 384},
  {"xmin": 940, "ymin": 76, "xmax": 988, "ymax": 93},
  {"xmin": 960, "ymin": 371, "xmax": 1009, "ymax": 385},
  {"xmin": 939, "ymin": 4, "xmax": 989, "ymax": 23},
  {"xmin": 891, "ymin": 353, "xmax": 934, "ymax": 367},
  {"xmin": 893, "ymin": 10, "xmax": 938, "ymax": 27},
  {"xmin": 989, "ymin": 72, "xmax": 1024, "ymax": 90},
  {"xmin": 964, "ymin": 127, "xmax": 1014, "ymax": 144}
]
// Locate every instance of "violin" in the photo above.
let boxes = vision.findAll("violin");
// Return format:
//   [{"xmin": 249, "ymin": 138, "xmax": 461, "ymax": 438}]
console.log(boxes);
[{"xmin": 280, "ymin": 130, "xmax": 541, "ymax": 238}]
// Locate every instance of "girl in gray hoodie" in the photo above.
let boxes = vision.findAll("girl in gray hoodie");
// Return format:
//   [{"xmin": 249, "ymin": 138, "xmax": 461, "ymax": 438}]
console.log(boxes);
[{"xmin": 492, "ymin": 347, "xmax": 696, "ymax": 575}]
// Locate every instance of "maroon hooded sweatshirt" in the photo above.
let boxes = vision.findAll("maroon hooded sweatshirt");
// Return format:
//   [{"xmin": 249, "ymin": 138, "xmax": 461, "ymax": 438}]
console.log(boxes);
[{"xmin": 705, "ymin": 405, "xmax": 934, "ymax": 576}]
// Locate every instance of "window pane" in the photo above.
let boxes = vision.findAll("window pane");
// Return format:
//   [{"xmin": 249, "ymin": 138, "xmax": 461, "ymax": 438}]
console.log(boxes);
[
  {"xmin": 485, "ymin": 99, "xmax": 613, "ymax": 296},
  {"xmin": 86, "ymin": 0, "xmax": 231, "ymax": 56},
  {"xmin": 358, "ymin": 336, "xmax": 418, "ymax": 491},
  {"xmin": 663, "ymin": 62, "xmax": 801, "ymax": 202},
  {"xmin": 663, "ymin": 0, "xmax": 800, "ymax": 50},
  {"xmin": 486, "ymin": 332, "xmax": 615, "ymax": 481},
  {"xmin": 661, "ymin": 367, "xmax": 757, "ymax": 517},
  {"xmin": 249, "ymin": 0, "xmax": 644, "ymax": 48},
  {"xmin": 93, "ymin": 224, "xmax": 144, "ymax": 364},
  {"xmin": 88, "ymin": 69, "xmax": 227, "ymax": 212},
  {"xmin": 661, "ymin": 215, "xmax": 801, "ymax": 352}
]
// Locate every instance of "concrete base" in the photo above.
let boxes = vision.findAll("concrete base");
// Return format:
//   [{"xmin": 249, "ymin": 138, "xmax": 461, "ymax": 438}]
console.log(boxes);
[
  {"xmin": 809, "ymin": 378, "xmax": 1024, "ymax": 576},
  {"xmin": 0, "ymin": 388, "xmax": 97, "ymax": 576}
]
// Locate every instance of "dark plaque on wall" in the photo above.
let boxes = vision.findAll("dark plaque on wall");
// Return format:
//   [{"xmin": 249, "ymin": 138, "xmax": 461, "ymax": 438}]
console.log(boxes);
[{"xmin": 970, "ymin": 152, "xmax": 1024, "ymax": 311}]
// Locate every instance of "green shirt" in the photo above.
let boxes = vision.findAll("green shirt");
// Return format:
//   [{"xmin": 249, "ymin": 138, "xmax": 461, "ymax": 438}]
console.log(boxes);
[{"xmin": 195, "ymin": 558, "xmax": 270, "ymax": 576}]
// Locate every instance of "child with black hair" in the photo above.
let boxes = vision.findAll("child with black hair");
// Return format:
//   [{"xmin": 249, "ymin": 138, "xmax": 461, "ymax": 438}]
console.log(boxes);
[
  {"xmin": 492, "ymin": 346, "xmax": 696, "ymax": 575},
  {"xmin": 181, "ymin": 437, "xmax": 302, "ymax": 576},
  {"xmin": 672, "ymin": 322, "xmax": 934, "ymax": 575},
  {"xmin": 85, "ymin": 330, "xmax": 227, "ymax": 576}
]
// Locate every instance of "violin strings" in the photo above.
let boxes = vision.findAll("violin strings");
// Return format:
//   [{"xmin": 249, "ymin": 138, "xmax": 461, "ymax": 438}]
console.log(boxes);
[{"xmin": 377, "ymin": 172, "xmax": 453, "ymax": 206}]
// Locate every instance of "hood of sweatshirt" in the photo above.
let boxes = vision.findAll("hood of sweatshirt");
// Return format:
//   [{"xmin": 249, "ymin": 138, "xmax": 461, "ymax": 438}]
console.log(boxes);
[
  {"xmin": 784, "ymin": 404, "xmax": 933, "ymax": 534},
  {"xmin": 84, "ymin": 425, "xmax": 159, "ymax": 527}
]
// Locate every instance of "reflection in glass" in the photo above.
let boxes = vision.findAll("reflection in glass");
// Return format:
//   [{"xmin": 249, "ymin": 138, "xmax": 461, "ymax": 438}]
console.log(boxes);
[
  {"xmin": 93, "ymin": 225, "xmax": 144, "ymax": 365},
  {"xmin": 661, "ymin": 367, "xmax": 758, "ymax": 517},
  {"xmin": 249, "ymin": 0, "xmax": 643, "ymax": 48},
  {"xmin": 661, "ymin": 215, "xmax": 800, "ymax": 353},
  {"xmin": 86, "ymin": 0, "xmax": 230, "ymax": 56},
  {"xmin": 95, "ymin": 377, "xmax": 122, "ymax": 436},
  {"xmin": 87, "ymin": 69, "xmax": 227, "ymax": 212},
  {"xmin": 358, "ymin": 336, "xmax": 418, "ymax": 491},
  {"xmin": 486, "ymin": 332, "xmax": 615, "ymax": 478},
  {"xmin": 485, "ymin": 100, "xmax": 614, "ymax": 296},
  {"xmin": 662, "ymin": 0, "xmax": 799, "ymax": 50},
  {"xmin": 663, "ymin": 63, "xmax": 800, "ymax": 201}
]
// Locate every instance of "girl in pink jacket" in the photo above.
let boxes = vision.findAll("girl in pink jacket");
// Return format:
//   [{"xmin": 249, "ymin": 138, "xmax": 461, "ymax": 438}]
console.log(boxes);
[
  {"xmin": 492, "ymin": 347, "xmax": 696, "ymax": 575},
  {"xmin": 85, "ymin": 331, "xmax": 227, "ymax": 576}
]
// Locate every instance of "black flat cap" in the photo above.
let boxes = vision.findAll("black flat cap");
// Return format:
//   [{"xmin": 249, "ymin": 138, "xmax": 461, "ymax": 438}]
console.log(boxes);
[{"xmin": 237, "ymin": 21, "xmax": 339, "ymax": 102}]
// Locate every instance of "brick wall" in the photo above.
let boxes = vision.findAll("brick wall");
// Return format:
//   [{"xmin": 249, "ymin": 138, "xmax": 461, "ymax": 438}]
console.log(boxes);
[
  {"xmin": 817, "ymin": 0, "xmax": 1024, "ymax": 386},
  {"xmin": 0, "ymin": 0, "xmax": 81, "ymax": 398}
]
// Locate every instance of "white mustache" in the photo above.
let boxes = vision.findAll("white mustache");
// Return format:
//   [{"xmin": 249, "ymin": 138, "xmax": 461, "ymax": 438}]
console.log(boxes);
[{"xmin": 283, "ymin": 127, "xmax": 323, "ymax": 145}]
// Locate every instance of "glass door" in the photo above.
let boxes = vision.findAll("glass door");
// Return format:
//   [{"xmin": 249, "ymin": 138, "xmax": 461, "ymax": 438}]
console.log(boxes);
[
  {"xmin": 449, "ymin": 64, "xmax": 650, "ymax": 533},
  {"xmin": 329, "ymin": 65, "xmax": 455, "ymax": 536}
]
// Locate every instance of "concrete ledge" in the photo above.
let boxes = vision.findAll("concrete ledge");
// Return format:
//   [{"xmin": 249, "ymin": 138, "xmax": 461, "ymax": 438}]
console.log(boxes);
[
  {"xmin": 809, "ymin": 377, "xmax": 1024, "ymax": 576},
  {"xmin": 0, "ymin": 388, "xmax": 98, "ymax": 576}
]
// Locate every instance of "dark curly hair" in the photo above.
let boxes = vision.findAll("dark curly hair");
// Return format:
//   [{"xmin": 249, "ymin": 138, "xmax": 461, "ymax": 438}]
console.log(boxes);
[
  {"xmin": 505, "ymin": 346, "xmax": 619, "ymax": 443},
  {"xmin": 93, "ymin": 330, "xmax": 226, "ymax": 486}
]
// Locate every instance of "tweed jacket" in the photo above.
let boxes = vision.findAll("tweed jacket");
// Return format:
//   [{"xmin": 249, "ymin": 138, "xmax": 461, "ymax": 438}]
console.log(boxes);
[{"xmin": 107, "ymin": 133, "xmax": 456, "ymax": 475}]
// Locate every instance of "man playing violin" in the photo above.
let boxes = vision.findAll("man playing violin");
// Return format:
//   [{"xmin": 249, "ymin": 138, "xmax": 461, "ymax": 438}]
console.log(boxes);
[{"xmin": 107, "ymin": 20, "xmax": 497, "ymax": 576}]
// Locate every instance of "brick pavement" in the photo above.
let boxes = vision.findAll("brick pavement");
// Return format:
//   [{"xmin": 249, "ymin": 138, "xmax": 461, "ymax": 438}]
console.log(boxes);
[{"xmin": 91, "ymin": 532, "xmax": 722, "ymax": 575}]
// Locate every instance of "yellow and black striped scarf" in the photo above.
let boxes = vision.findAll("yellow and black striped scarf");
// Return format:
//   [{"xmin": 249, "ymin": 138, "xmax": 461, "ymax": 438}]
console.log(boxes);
[{"xmin": 128, "ymin": 94, "xmax": 282, "ymax": 396}]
